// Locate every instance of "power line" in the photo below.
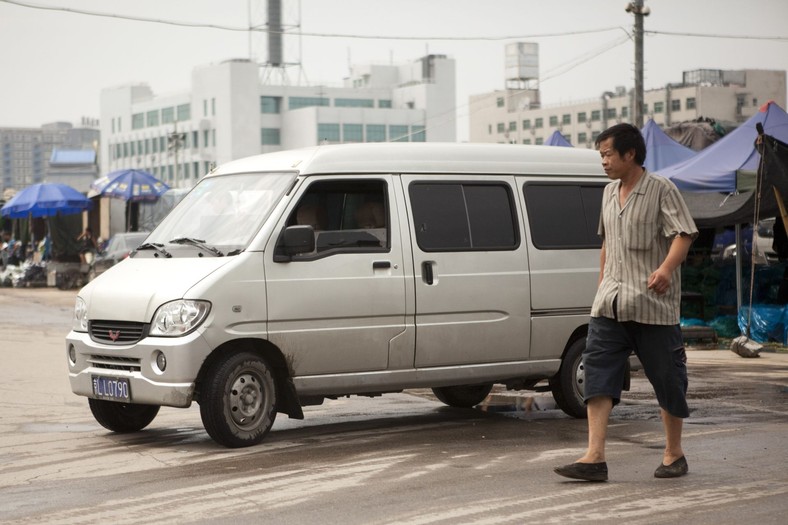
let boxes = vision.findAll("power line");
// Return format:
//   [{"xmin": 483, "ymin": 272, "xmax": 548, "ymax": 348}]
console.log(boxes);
[
  {"xmin": 647, "ymin": 29, "xmax": 788, "ymax": 42},
  {"xmin": 3, "ymin": 1, "xmax": 785, "ymax": 43}
]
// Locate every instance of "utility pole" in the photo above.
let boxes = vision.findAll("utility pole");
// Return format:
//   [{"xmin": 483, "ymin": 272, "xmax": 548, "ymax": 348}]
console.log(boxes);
[
  {"xmin": 167, "ymin": 122, "xmax": 186, "ymax": 188},
  {"xmin": 626, "ymin": 0, "xmax": 650, "ymax": 128}
]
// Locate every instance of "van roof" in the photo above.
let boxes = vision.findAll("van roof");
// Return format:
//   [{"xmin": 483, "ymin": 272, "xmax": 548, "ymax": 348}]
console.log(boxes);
[{"xmin": 210, "ymin": 142, "xmax": 606, "ymax": 178}]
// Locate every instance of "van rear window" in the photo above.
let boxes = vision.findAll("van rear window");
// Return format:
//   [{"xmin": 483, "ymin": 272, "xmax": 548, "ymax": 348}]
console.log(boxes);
[
  {"xmin": 523, "ymin": 182, "xmax": 604, "ymax": 249},
  {"xmin": 409, "ymin": 182, "xmax": 518, "ymax": 251}
]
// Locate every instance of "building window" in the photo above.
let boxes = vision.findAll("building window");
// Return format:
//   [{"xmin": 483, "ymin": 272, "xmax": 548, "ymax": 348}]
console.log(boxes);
[
  {"xmin": 654, "ymin": 101, "xmax": 664, "ymax": 114},
  {"xmin": 523, "ymin": 139, "xmax": 532, "ymax": 145},
  {"xmin": 606, "ymin": 107, "xmax": 616, "ymax": 118},
  {"xmin": 496, "ymin": 97, "xmax": 504, "ymax": 108},
  {"xmin": 509, "ymin": 121, "xmax": 517, "ymax": 131},
  {"xmin": 549, "ymin": 116, "xmax": 558, "ymax": 127},
  {"xmin": 289, "ymin": 97, "xmax": 330, "ymax": 110},
  {"xmin": 497, "ymin": 123, "xmax": 505, "ymax": 133},
  {"xmin": 535, "ymin": 118, "xmax": 543, "ymax": 129},
  {"xmin": 591, "ymin": 110, "xmax": 601, "ymax": 121},
  {"xmin": 523, "ymin": 119, "xmax": 531, "ymax": 129},
  {"xmin": 146, "ymin": 110, "xmax": 159, "ymax": 127},
  {"xmin": 177, "ymin": 104, "xmax": 191, "ymax": 121},
  {"xmin": 261, "ymin": 128, "xmax": 281, "ymax": 145},
  {"xmin": 211, "ymin": 98, "xmax": 216, "ymax": 116},
  {"xmin": 643, "ymin": 103, "xmax": 649, "ymax": 114},
  {"xmin": 366, "ymin": 124, "xmax": 386, "ymax": 142},
  {"xmin": 577, "ymin": 112, "xmax": 587, "ymax": 123},
  {"xmin": 132, "ymin": 113, "xmax": 144, "ymax": 130},
  {"xmin": 378, "ymin": 100, "xmax": 392, "ymax": 108},
  {"xmin": 203, "ymin": 99, "xmax": 208, "ymax": 117},
  {"xmin": 578, "ymin": 132, "xmax": 587, "ymax": 144},
  {"xmin": 389, "ymin": 125, "xmax": 409, "ymax": 142},
  {"xmin": 535, "ymin": 137, "xmax": 543, "ymax": 145},
  {"xmin": 591, "ymin": 130, "xmax": 601, "ymax": 141},
  {"xmin": 671, "ymin": 99, "xmax": 681, "ymax": 111},
  {"xmin": 621, "ymin": 106, "xmax": 629, "ymax": 117},
  {"xmin": 261, "ymin": 96, "xmax": 281, "ymax": 114},
  {"xmin": 162, "ymin": 107, "xmax": 175, "ymax": 124},
  {"xmin": 192, "ymin": 130, "xmax": 198, "ymax": 149},
  {"xmin": 686, "ymin": 97, "xmax": 696, "ymax": 110},
  {"xmin": 335, "ymin": 98, "xmax": 374, "ymax": 108},
  {"xmin": 343, "ymin": 124, "xmax": 363, "ymax": 143},
  {"xmin": 203, "ymin": 129, "xmax": 209, "ymax": 148},
  {"xmin": 411, "ymin": 125, "xmax": 426, "ymax": 142},
  {"xmin": 562, "ymin": 114, "xmax": 571, "ymax": 125}
]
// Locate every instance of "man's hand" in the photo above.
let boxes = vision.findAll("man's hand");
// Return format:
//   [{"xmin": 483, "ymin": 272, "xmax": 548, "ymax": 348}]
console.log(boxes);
[{"xmin": 647, "ymin": 267, "xmax": 672, "ymax": 295}]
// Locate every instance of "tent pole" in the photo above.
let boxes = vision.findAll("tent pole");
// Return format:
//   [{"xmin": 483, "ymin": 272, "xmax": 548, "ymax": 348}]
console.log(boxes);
[{"xmin": 735, "ymin": 223, "xmax": 743, "ymax": 312}]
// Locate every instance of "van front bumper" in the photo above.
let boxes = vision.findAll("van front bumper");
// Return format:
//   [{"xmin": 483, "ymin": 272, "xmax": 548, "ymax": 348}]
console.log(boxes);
[{"xmin": 66, "ymin": 329, "xmax": 212, "ymax": 408}]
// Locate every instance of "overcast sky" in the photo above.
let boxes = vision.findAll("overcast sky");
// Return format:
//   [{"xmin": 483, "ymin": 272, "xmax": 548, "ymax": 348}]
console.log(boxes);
[{"xmin": 1, "ymin": 0, "xmax": 787, "ymax": 141}]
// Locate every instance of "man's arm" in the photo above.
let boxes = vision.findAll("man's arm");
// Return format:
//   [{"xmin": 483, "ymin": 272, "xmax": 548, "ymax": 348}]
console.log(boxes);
[{"xmin": 647, "ymin": 234, "xmax": 692, "ymax": 295}]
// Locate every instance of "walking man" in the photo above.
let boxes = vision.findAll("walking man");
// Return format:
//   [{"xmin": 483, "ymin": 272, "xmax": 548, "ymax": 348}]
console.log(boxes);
[{"xmin": 554, "ymin": 123, "xmax": 698, "ymax": 482}]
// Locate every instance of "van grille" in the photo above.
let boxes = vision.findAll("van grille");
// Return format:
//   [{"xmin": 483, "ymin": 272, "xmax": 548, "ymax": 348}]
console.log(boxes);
[
  {"xmin": 88, "ymin": 355, "xmax": 141, "ymax": 372},
  {"xmin": 89, "ymin": 320, "xmax": 147, "ymax": 344}
]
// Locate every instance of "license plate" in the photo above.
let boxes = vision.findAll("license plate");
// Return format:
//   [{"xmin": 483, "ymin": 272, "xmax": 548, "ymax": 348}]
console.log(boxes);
[{"xmin": 92, "ymin": 375, "xmax": 131, "ymax": 402}]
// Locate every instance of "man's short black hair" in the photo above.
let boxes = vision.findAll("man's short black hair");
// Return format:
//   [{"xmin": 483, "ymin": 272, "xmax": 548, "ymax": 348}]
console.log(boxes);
[{"xmin": 595, "ymin": 123, "xmax": 646, "ymax": 166}]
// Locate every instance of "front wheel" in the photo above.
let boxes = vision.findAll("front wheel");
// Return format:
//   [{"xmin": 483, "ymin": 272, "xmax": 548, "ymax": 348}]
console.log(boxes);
[
  {"xmin": 199, "ymin": 351, "xmax": 278, "ymax": 448},
  {"xmin": 88, "ymin": 399, "xmax": 160, "ymax": 433},
  {"xmin": 549, "ymin": 337, "xmax": 588, "ymax": 419},
  {"xmin": 432, "ymin": 384, "xmax": 493, "ymax": 408}
]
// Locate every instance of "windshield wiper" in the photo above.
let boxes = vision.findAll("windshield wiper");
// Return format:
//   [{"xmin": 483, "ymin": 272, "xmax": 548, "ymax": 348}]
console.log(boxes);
[
  {"xmin": 169, "ymin": 237, "xmax": 224, "ymax": 257},
  {"xmin": 135, "ymin": 242, "xmax": 172, "ymax": 258}
]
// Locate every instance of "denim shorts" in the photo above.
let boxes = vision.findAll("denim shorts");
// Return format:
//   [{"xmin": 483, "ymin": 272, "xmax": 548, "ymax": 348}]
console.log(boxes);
[{"xmin": 583, "ymin": 316, "xmax": 689, "ymax": 418}]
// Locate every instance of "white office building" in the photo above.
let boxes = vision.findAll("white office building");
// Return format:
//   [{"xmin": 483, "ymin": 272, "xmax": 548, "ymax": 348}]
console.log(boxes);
[
  {"xmin": 100, "ymin": 54, "xmax": 456, "ymax": 188},
  {"xmin": 470, "ymin": 44, "xmax": 786, "ymax": 148}
]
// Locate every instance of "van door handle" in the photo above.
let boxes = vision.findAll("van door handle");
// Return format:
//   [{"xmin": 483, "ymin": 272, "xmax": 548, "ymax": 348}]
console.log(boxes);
[
  {"xmin": 422, "ymin": 261, "xmax": 434, "ymax": 285},
  {"xmin": 372, "ymin": 260, "xmax": 391, "ymax": 269}
]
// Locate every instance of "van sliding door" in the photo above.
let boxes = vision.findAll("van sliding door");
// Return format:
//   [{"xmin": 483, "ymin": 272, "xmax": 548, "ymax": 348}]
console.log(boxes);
[{"xmin": 402, "ymin": 175, "xmax": 531, "ymax": 367}]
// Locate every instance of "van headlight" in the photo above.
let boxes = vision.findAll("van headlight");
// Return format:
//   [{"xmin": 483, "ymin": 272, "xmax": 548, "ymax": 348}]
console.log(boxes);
[
  {"xmin": 150, "ymin": 300, "xmax": 211, "ymax": 337},
  {"xmin": 73, "ymin": 297, "xmax": 88, "ymax": 332}
]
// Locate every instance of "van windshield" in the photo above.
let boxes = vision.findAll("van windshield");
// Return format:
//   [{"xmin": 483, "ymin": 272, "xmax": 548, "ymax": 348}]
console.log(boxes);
[{"xmin": 144, "ymin": 172, "xmax": 296, "ymax": 256}]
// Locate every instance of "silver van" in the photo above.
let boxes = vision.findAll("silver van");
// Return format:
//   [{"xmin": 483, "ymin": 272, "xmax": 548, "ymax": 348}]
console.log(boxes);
[{"xmin": 66, "ymin": 143, "xmax": 630, "ymax": 448}]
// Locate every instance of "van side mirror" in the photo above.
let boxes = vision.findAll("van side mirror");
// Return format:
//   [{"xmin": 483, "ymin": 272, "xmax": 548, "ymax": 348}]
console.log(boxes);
[{"xmin": 275, "ymin": 225, "xmax": 316, "ymax": 261}]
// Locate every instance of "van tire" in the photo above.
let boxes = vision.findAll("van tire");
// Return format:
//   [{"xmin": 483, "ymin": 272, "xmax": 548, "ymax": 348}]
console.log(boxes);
[
  {"xmin": 199, "ymin": 352, "xmax": 278, "ymax": 448},
  {"xmin": 432, "ymin": 384, "xmax": 493, "ymax": 408},
  {"xmin": 88, "ymin": 399, "xmax": 160, "ymax": 433},
  {"xmin": 550, "ymin": 337, "xmax": 588, "ymax": 419}
]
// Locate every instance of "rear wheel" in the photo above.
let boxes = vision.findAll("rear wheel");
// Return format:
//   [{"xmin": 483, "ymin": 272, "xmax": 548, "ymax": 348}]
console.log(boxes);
[
  {"xmin": 550, "ymin": 337, "xmax": 588, "ymax": 419},
  {"xmin": 432, "ymin": 384, "xmax": 493, "ymax": 408},
  {"xmin": 88, "ymin": 399, "xmax": 160, "ymax": 432},
  {"xmin": 199, "ymin": 351, "xmax": 278, "ymax": 448}
]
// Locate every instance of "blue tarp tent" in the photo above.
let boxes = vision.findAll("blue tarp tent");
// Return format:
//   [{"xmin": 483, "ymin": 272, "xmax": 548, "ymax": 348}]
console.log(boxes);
[
  {"xmin": 658, "ymin": 101, "xmax": 788, "ymax": 193},
  {"xmin": 641, "ymin": 119, "xmax": 696, "ymax": 172},
  {"xmin": 545, "ymin": 130, "xmax": 572, "ymax": 147}
]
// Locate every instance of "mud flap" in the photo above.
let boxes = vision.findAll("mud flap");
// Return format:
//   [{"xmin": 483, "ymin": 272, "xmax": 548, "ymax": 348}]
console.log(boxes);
[{"xmin": 277, "ymin": 376, "xmax": 305, "ymax": 419}]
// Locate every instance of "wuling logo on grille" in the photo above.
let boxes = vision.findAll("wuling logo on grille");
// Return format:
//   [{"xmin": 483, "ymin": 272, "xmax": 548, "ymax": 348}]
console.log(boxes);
[{"xmin": 108, "ymin": 330, "xmax": 121, "ymax": 342}]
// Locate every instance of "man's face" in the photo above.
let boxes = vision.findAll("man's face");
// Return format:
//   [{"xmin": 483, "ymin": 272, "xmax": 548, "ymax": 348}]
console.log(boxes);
[{"xmin": 598, "ymin": 137, "xmax": 634, "ymax": 181}]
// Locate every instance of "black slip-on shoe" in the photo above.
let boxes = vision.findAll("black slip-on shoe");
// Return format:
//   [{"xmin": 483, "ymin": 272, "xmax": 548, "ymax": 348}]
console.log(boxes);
[
  {"xmin": 554, "ymin": 462, "xmax": 608, "ymax": 482},
  {"xmin": 654, "ymin": 456, "xmax": 688, "ymax": 478}
]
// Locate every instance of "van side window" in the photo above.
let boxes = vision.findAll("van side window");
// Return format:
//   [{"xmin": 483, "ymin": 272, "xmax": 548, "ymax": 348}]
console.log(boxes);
[
  {"xmin": 523, "ymin": 182, "xmax": 604, "ymax": 249},
  {"xmin": 284, "ymin": 179, "xmax": 389, "ymax": 258},
  {"xmin": 409, "ymin": 182, "xmax": 518, "ymax": 251}
]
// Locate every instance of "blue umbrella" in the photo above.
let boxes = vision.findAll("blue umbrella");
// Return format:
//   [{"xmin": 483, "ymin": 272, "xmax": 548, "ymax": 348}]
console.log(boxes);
[
  {"xmin": 91, "ymin": 169, "xmax": 170, "ymax": 202},
  {"xmin": 1, "ymin": 182, "xmax": 93, "ymax": 218}
]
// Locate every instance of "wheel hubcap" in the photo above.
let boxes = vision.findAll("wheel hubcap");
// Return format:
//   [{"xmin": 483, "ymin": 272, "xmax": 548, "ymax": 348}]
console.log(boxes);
[
  {"xmin": 574, "ymin": 358, "xmax": 585, "ymax": 397},
  {"xmin": 229, "ymin": 372, "xmax": 263, "ymax": 429}
]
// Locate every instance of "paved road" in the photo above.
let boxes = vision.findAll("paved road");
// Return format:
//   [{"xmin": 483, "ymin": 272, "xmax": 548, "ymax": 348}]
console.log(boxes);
[{"xmin": 1, "ymin": 287, "xmax": 787, "ymax": 524}]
